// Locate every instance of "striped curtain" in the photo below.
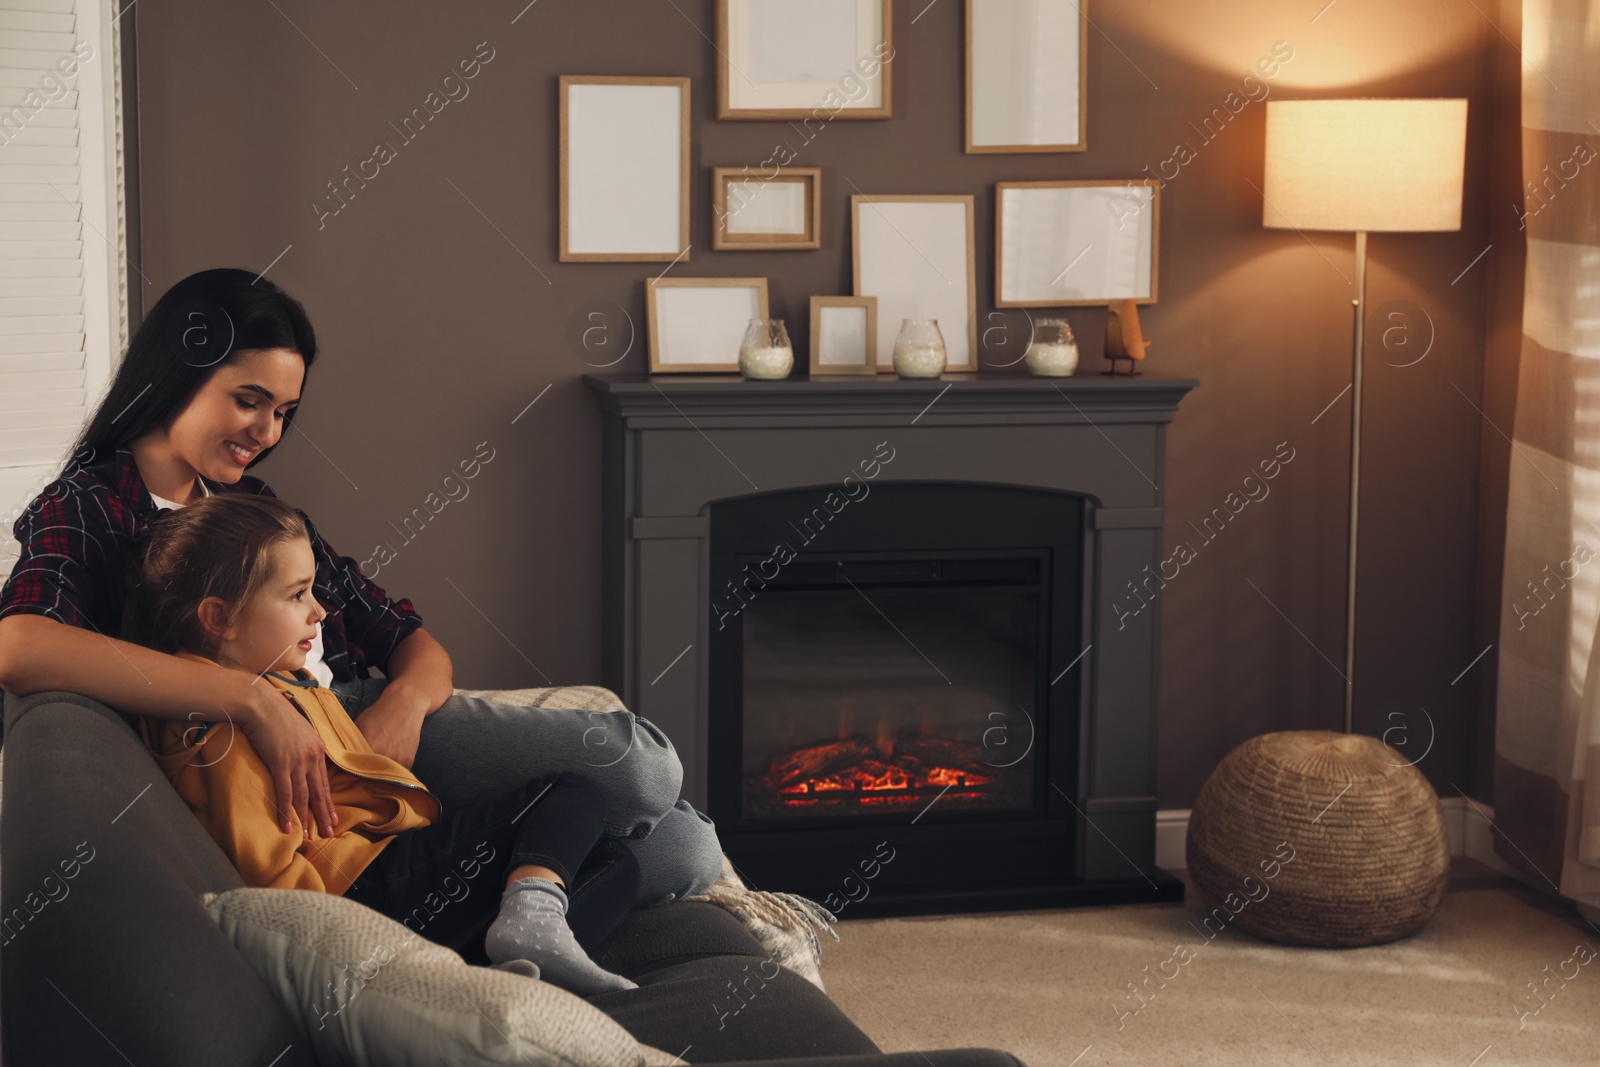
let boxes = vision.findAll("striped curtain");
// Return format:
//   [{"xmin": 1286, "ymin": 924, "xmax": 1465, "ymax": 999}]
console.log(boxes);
[{"xmin": 1494, "ymin": 0, "xmax": 1600, "ymax": 909}]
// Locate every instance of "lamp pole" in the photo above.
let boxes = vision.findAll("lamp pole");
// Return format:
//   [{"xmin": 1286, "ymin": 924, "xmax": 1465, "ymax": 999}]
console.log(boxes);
[{"xmin": 1344, "ymin": 230, "xmax": 1367, "ymax": 735}]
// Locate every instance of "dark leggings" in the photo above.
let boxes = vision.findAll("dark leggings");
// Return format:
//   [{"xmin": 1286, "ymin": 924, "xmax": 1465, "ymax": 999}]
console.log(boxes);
[{"xmin": 343, "ymin": 771, "xmax": 640, "ymax": 966}]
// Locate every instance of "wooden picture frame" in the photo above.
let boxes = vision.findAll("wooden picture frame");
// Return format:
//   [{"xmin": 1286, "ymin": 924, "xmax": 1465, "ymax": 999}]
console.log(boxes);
[
  {"xmin": 560, "ymin": 76, "xmax": 691, "ymax": 262},
  {"xmin": 646, "ymin": 277, "xmax": 770, "ymax": 373},
  {"xmin": 851, "ymin": 194, "xmax": 978, "ymax": 372},
  {"xmin": 712, "ymin": 167, "xmax": 822, "ymax": 251},
  {"xmin": 995, "ymin": 180, "xmax": 1161, "ymax": 307},
  {"xmin": 966, "ymin": 0, "xmax": 1088, "ymax": 154},
  {"xmin": 717, "ymin": 0, "xmax": 893, "ymax": 120},
  {"xmin": 809, "ymin": 296, "xmax": 878, "ymax": 375}
]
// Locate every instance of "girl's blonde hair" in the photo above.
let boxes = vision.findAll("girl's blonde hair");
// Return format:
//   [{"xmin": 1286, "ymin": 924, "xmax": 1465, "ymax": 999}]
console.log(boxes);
[{"xmin": 123, "ymin": 494, "xmax": 310, "ymax": 658}]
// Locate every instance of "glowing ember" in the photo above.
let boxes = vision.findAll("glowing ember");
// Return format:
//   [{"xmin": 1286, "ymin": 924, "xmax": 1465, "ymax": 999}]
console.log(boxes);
[{"xmin": 759, "ymin": 732, "xmax": 997, "ymax": 809}]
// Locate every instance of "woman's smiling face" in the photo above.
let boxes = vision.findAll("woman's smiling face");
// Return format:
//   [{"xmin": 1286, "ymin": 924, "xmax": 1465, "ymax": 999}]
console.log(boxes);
[{"xmin": 168, "ymin": 347, "xmax": 304, "ymax": 482}]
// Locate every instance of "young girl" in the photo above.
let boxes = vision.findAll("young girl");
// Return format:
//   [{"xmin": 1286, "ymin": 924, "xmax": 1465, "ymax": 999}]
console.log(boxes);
[{"xmin": 123, "ymin": 492, "xmax": 641, "ymax": 997}]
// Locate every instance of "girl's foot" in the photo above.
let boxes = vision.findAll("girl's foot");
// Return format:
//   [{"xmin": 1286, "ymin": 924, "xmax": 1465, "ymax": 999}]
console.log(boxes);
[{"xmin": 484, "ymin": 876, "xmax": 639, "ymax": 996}]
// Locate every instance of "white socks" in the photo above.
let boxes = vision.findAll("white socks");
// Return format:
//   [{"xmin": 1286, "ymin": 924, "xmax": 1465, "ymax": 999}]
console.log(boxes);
[{"xmin": 483, "ymin": 876, "xmax": 638, "ymax": 996}]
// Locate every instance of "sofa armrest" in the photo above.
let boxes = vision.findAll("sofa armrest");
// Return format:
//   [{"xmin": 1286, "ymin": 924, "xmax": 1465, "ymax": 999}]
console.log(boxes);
[{"xmin": 1, "ymin": 689, "xmax": 315, "ymax": 1067}]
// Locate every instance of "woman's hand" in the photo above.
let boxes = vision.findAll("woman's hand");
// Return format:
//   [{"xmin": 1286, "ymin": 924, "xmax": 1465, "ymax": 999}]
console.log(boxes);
[
  {"xmin": 353, "ymin": 680, "xmax": 429, "ymax": 768},
  {"xmin": 234, "ymin": 681, "xmax": 338, "ymax": 838}
]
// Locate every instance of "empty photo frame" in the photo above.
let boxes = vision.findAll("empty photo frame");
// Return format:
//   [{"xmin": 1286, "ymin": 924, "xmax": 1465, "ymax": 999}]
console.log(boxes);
[
  {"xmin": 646, "ymin": 277, "xmax": 770, "ymax": 373},
  {"xmin": 995, "ymin": 181, "xmax": 1160, "ymax": 307},
  {"xmin": 966, "ymin": 0, "xmax": 1087, "ymax": 153},
  {"xmin": 852, "ymin": 194, "xmax": 977, "ymax": 371},
  {"xmin": 718, "ymin": 0, "xmax": 893, "ymax": 120},
  {"xmin": 560, "ymin": 76, "xmax": 691, "ymax": 262},
  {"xmin": 809, "ymin": 296, "xmax": 878, "ymax": 375},
  {"xmin": 713, "ymin": 167, "xmax": 822, "ymax": 250}
]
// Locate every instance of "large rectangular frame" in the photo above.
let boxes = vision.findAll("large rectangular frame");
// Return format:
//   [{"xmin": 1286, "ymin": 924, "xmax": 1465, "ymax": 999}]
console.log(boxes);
[
  {"xmin": 560, "ymin": 76, "xmax": 691, "ymax": 262},
  {"xmin": 646, "ymin": 277, "xmax": 770, "ymax": 373},
  {"xmin": 852, "ymin": 194, "xmax": 977, "ymax": 372},
  {"xmin": 995, "ymin": 180, "xmax": 1160, "ymax": 307},
  {"xmin": 966, "ymin": 0, "xmax": 1088, "ymax": 154},
  {"xmin": 718, "ymin": 0, "xmax": 893, "ymax": 120}
]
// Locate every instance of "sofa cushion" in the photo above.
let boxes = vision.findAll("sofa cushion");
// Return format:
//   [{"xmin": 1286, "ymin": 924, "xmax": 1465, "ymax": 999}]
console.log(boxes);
[{"xmin": 204, "ymin": 884, "xmax": 678, "ymax": 1067}]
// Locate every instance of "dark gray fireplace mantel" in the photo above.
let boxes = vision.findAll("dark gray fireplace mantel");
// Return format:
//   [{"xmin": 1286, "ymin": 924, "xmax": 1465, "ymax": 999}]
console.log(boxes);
[{"xmin": 583, "ymin": 371, "xmax": 1199, "ymax": 885}]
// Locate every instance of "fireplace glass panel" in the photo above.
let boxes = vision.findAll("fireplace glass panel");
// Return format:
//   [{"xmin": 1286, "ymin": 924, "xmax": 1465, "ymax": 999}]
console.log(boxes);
[{"xmin": 740, "ymin": 570, "xmax": 1041, "ymax": 821}]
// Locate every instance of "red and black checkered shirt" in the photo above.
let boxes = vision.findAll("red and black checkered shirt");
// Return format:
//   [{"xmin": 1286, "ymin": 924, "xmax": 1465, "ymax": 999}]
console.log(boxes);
[{"xmin": 0, "ymin": 449, "xmax": 424, "ymax": 683}]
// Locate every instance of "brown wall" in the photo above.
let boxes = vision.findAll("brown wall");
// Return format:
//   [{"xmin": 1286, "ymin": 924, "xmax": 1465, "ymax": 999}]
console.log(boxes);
[{"xmin": 132, "ymin": 0, "xmax": 1514, "ymax": 806}]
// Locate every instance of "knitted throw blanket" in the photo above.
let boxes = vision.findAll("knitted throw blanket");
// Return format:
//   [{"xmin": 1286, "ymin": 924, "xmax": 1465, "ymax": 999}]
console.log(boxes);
[{"xmin": 681, "ymin": 853, "xmax": 840, "ymax": 992}]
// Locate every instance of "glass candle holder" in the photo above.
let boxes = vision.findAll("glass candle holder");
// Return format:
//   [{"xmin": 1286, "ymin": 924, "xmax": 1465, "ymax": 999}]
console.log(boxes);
[
  {"xmin": 738, "ymin": 319, "xmax": 794, "ymax": 380},
  {"xmin": 891, "ymin": 319, "xmax": 947, "ymax": 379},
  {"xmin": 1024, "ymin": 317, "xmax": 1079, "ymax": 377}
]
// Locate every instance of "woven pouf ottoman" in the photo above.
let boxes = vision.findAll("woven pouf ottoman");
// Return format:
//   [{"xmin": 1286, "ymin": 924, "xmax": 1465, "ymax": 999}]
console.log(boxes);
[{"xmin": 1185, "ymin": 730, "xmax": 1450, "ymax": 947}]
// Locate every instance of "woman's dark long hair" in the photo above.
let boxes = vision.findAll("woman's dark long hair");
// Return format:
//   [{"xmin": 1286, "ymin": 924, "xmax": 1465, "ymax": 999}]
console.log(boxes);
[{"xmin": 65, "ymin": 268, "xmax": 318, "ymax": 476}]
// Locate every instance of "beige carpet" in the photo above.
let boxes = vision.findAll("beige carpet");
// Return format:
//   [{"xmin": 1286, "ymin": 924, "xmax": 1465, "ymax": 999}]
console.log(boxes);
[{"xmin": 818, "ymin": 861, "xmax": 1600, "ymax": 1066}]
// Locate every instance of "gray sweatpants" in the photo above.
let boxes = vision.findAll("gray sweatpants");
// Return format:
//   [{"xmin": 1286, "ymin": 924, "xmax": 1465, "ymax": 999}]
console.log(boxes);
[{"xmin": 328, "ymin": 676, "xmax": 725, "ymax": 906}]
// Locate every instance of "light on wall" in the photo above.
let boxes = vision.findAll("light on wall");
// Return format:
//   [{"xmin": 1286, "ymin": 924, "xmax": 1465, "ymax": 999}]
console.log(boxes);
[{"xmin": 1260, "ymin": 97, "xmax": 1468, "ymax": 734}]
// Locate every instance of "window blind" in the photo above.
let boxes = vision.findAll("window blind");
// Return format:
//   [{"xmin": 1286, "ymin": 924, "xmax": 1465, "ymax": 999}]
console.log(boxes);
[{"xmin": 0, "ymin": 0, "xmax": 125, "ymax": 577}]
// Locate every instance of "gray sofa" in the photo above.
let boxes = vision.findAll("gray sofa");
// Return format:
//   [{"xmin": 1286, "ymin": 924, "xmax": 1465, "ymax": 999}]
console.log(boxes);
[{"xmin": 0, "ymin": 688, "xmax": 1027, "ymax": 1067}]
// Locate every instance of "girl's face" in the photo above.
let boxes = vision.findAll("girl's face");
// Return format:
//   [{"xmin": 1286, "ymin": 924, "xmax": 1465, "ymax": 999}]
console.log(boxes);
[
  {"xmin": 169, "ymin": 347, "xmax": 304, "ymax": 483},
  {"xmin": 210, "ymin": 536, "xmax": 326, "ymax": 675}
]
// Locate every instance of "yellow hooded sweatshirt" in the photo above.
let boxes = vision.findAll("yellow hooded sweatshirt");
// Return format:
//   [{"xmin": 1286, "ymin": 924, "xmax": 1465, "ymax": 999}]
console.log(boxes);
[{"xmin": 139, "ymin": 650, "xmax": 441, "ymax": 896}]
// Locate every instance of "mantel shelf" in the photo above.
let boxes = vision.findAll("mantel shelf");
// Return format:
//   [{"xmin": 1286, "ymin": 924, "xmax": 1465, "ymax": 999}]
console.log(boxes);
[{"xmin": 582, "ymin": 371, "xmax": 1199, "ymax": 425}]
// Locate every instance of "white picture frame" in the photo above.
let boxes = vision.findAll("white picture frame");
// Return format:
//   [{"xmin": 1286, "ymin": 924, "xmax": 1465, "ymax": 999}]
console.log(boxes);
[
  {"xmin": 852, "ymin": 195, "xmax": 977, "ymax": 372},
  {"xmin": 966, "ymin": 0, "xmax": 1088, "ymax": 153},
  {"xmin": 647, "ymin": 277, "xmax": 770, "ymax": 373},
  {"xmin": 560, "ymin": 76, "xmax": 691, "ymax": 262},
  {"xmin": 995, "ymin": 181, "xmax": 1161, "ymax": 307},
  {"xmin": 718, "ymin": 0, "xmax": 893, "ymax": 120},
  {"xmin": 809, "ymin": 295, "xmax": 878, "ymax": 375}
]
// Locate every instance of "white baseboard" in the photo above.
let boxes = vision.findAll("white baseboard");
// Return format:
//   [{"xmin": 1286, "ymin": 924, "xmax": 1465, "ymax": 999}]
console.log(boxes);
[
  {"xmin": 1155, "ymin": 808, "xmax": 1190, "ymax": 871},
  {"xmin": 1155, "ymin": 797, "xmax": 1513, "ymax": 874}
]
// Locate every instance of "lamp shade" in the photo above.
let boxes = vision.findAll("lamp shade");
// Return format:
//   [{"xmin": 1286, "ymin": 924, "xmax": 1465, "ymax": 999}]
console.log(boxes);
[{"xmin": 1262, "ymin": 98, "xmax": 1468, "ymax": 233}]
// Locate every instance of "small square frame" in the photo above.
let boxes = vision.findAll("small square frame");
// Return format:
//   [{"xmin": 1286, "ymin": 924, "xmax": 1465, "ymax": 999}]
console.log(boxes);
[
  {"xmin": 647, "ymin": 277, "xmax": 770, "ymax": 373},
  {"xmin": 809, "ymin": 295, "xmax": 878, "ymax": 375},
  {"xmin": 713, "ymin": 167, "xmax": 822, "ymax": 251}
]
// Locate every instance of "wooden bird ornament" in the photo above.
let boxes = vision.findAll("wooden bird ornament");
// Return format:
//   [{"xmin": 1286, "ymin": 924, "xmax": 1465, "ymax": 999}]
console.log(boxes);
[{"xmin": 1103, "ymin": 299, "xmax": 1151, "ymax": 377}]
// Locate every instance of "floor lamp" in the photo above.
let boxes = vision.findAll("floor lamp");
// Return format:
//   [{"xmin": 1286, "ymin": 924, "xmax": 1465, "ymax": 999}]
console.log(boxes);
[{"xmin": 1261, "ymin": 98, "xmax": 1468, "ymax": 734}]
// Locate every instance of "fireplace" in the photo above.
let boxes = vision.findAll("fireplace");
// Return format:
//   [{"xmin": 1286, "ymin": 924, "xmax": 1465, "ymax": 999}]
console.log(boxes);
[
  {"xmin": 718, "ymin": 489, "xmax": 1071, "ymax": 823},
  {"xmin": 585, "ymin": 372, "xmax": 1197, "ymax": 917},
  {"xmin": 705, "ymin": 482, "xmax": 1086, "ymax": 913}
]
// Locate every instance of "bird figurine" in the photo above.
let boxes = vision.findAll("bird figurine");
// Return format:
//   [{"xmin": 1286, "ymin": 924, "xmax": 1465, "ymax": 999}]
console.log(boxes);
[{"xmin": 1103, "ymin": 299, "xmax": 1151, "ymax": 377}]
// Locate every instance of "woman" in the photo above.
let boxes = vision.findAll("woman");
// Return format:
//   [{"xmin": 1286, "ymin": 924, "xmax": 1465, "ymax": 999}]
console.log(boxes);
[{"xmin": 0, "ymin": 267, "xmax": 724, "ymax": 909}]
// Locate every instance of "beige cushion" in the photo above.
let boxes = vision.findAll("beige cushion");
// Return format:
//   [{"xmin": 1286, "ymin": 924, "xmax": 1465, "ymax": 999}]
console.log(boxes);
[{"xmin": 201, "ymin": 886, "xmax": 680, "ymax": 1067}]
